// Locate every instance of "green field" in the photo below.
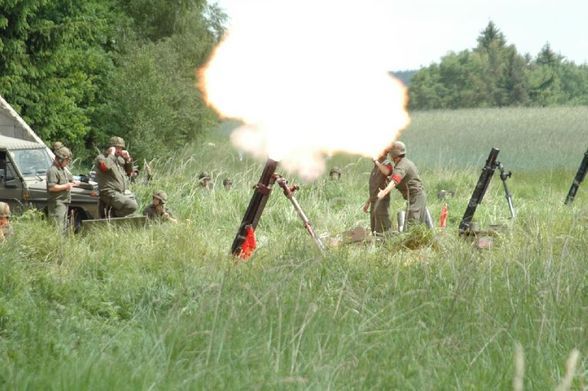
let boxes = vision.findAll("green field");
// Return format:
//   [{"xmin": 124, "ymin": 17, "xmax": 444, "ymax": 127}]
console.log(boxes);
[{"xmin": 1, "ymin": 107, "xmax": 586, "ymax": 389}]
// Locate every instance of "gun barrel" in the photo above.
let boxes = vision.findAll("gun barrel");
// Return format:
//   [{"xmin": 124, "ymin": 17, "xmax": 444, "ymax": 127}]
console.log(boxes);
[
  {"xmin": 564, "ymin": 148, "xmax": 588, "ymax": 205},
  {"xmin": 459, "ymin": 147, "xmax": 500, "ymax": 233},
  {"xmin": 230, "ymin": 159, "xmax": 279, "ymax": 256}
]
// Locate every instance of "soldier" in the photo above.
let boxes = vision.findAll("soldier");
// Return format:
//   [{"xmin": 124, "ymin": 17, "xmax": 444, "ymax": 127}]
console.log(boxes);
[
  {"xmin": 223, "ymin": 178, "xmax": 233, "ymax": 190},
  {"xmin": 47, "ymin": 146, "xmax": 79, "ymax": 231},
  {"xmin": 0, "ymin": 201, "xmax": 11, "ymax": 242},
  {"xmin": 198, "ymin": 172, "xmax": 212, "ymax": 190},
  {"xmin": 363, "ymin": 148, "xmax": 393, "ymax": 234},
  {"xmin": 95, "ymin": 136, "xmax": 138, "ymax": 217},
  {"xmin": 377, "ymin": 141, "xmax": 430, "ymax": 228},
  {"xmin": 143, "ymin": 190, "xmax": 177, "ymax": 223},
  {"xmin": 329, "ymin": 167, "xmax": 342, "ymax": 180}
]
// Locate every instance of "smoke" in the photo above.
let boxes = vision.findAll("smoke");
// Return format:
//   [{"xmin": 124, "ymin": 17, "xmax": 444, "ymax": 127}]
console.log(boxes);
[{"xmin": 200, "ymin": 1, "xmax": 410, "ymax": 180}]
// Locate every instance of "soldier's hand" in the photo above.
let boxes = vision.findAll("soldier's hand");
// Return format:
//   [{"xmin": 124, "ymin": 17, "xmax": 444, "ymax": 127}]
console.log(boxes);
[
  {"xmin": 362, "ymin": 202, "xmax": 369, "ymax": 213},
  {"xmin": 120, "ymin": 150, "xmax": 131, "ymax": 161},
  {"xmin": 377, "ymin": 188, "xmax": 386, "ymax": 199}
]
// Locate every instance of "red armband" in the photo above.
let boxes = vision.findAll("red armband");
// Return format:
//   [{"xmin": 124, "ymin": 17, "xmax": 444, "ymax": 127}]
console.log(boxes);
[
  {"xmin": 391, "ymin": 174, "xmax": 403, "ymax": 184},
  {"xmin": 99, "ymin": 161, "xmax": 108, "ymax": 173}
]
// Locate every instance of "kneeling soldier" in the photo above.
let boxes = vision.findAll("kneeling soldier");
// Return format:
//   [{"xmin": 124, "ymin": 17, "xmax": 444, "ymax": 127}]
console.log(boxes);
[{"xmin": 143, "ymin": 191, "xmax": 177, "ymax": 223}]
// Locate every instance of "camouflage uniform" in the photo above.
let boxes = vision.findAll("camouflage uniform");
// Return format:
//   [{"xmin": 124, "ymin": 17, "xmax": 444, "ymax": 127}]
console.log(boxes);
[
  {"xmin": 95, "ymin": 145, "xmax": 137, "ymax": 217},
  {"xmin": 368, "ymin": 159, "xmax": 392, "ymax": 233},
  {"xmin": 46, "ymin": 163, "xmax": 74, "ymax": 230},
  {"xmin": 389, "ymin": 157, "xmax": 428, "ymax": 226}
]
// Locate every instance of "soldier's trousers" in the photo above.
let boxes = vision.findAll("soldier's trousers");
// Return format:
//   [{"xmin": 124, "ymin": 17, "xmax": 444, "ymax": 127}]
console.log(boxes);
[
  {"xmin": 370, "ymin": 196, "xmax": 391, "ymax": 234},
  {"xmin": 406, "ymin": 191, "xmax": 429, "ymax": 228},
  {"xmin": 100, "ymin": 191, "xmax": 138, "ymax": 218},
  {"xmin": 48, "ymin": 200, "xmax": 69, "ymax": 232}
]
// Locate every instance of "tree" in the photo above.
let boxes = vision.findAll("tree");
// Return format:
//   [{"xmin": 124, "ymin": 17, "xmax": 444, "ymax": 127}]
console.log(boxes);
[
  {"xmin": 476, "ymin": 21, "xmax": 506, "ymax": 52},
  {"xmin": 0, "ymin": 0, "xmax": 120, "ymax": 151}
]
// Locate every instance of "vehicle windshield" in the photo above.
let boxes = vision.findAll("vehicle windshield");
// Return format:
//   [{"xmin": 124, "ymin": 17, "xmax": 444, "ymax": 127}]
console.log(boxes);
[{"xmin": 10, "ymin": 148, "xmax": 52, "ymax": 177}]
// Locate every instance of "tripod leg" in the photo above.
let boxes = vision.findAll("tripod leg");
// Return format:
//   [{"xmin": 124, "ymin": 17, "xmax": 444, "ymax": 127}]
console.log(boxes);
[
  {"xmin": 501, "ymin": 180, "xmax": 516, "ymax": 219},
  {"xmin": 276, "ymin": 177, "xmax": 326, "ymax": 253}
]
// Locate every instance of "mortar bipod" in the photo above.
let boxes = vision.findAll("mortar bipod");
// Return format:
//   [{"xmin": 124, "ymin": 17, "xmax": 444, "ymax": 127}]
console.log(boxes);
[
  {"xmin": 497, "ymin": 162, "xmax": 515, "ymax": 219},
  {"xmin": 274, "ymin": 175, "xmax": 326, "ymax": 253}
]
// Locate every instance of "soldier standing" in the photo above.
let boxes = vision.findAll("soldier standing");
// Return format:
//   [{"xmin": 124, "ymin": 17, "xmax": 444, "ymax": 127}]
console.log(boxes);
[
  {"xmin": 363, "ymin": 149, "xmax": 393, "ymax": 234},
  {"xmin": 95, "ymin": 136, "xmax": 138, "ymax": 217},
  {"xmin": 47, "ymin": 146, "xmax": 78, "ymax": 231},
  {"xmin": 143, "ymin": 191, "xmax": 177, "ymax": 223},
  {"xmin": 377, "ymin": 141, "xmax": 430, "ymax": 228},
  {"xmin": 0, "ymin": 201, "xmax": 11, "ymax": 241}
]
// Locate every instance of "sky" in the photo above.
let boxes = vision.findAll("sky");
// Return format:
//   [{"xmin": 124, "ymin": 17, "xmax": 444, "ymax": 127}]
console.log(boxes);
[{"xmin": 213, "ymin": 0, "xmax": 588, "ymax": 71}]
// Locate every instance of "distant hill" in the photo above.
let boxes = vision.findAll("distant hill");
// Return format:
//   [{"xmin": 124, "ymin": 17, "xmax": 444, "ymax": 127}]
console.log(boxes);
[{"xmin": 390, "ymin": 70, "xmax": 418, "ymax": 86}]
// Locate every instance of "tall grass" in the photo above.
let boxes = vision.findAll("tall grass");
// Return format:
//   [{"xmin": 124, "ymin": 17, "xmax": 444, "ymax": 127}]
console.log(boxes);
[{"xmin": 0, "ymin": 107, "xmax": 586, "ymax": 389}]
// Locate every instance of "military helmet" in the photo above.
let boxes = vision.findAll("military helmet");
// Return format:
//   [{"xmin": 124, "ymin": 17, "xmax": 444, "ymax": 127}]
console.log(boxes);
[
  {"xmin": 198, "ymin": 172, "xmax": 211, "ymax": 181},
  {"xmin": 0, "ymin": 201, "xmax": 10, "ymax": 218},
  {"xmin": 52, "ymin": 141, "xmax": 64, "ymax": 151},
  {"xmin": 389, "ymin": 141, "xmax": 407, "ymax": 158},
  {"xmin": 55, "ymin": 146, "xmax": 73, "ymax": 160},
  {"xmin": 153, "ymin": 190, "xmax": 168, "ymax": 204},
  {"xmin": 329, "ymin": 167, "xmax": 342, "ymax": 175},
  {"xmin": 223, "ymin": 178, "xmax": 232, "ymax": 186},
  {"xmin": 109, "ymin": 136, "xmax": 126, "ymax": 148}
]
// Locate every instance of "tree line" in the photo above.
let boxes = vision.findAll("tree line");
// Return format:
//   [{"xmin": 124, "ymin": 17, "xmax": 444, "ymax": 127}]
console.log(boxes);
[
  {"xmin": 1, "ymin": 0, "xmax": 226, "ymax": 161},
  {"xmin": 3, "ymin": 7, "xmax": 587, "ymax": 162},
  {"xmin": 408, "ymin": 22, "xmax": 588, "ymax": 110}
]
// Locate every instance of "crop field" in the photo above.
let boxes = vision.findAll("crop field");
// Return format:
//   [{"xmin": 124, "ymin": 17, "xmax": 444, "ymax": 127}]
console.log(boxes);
[{"xmin": 0, "ymin": 107, "xmax": 586, "ymax": 389}]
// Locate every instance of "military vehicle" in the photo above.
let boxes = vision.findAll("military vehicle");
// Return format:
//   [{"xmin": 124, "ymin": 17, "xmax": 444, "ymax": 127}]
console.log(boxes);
[{"xmin": 0, "ymin": 95, "xmax": 99, "ymax": 225}]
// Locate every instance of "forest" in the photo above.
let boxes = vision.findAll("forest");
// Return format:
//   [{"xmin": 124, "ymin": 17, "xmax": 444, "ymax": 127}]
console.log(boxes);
[
  {"xmin": 408, "ymin": 22, "xmax": 588, "ymax": 110},
  {"xmin": 1, "ymin": 0, "xmax": 225, "ymax": 161}
]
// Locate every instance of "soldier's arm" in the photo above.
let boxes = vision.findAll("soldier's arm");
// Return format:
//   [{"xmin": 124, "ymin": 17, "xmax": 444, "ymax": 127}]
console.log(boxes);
[
  {"xmin": 373, "ymin": 160, "xmax": 392, "ymax": 176},
  {"xmin": 47, "ymin": 169, "xmax": 73, "ymax": 192},
  {"xmin": 377, "ymin": 167, "xmax": 405, "ymax": 199},
  {"xmin": 97, "ymin": 154, "xmax": 115, "ymax": 173},
  {"xmin": 48, "ymin": 182, "xmax": 74, "ymax": 192}
]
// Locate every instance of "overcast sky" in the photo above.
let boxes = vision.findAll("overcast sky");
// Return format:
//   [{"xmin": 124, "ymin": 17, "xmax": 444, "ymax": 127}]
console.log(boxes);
[{"xmin": 213, "ymin": 0, "xmax": 588, "ymax": 70}]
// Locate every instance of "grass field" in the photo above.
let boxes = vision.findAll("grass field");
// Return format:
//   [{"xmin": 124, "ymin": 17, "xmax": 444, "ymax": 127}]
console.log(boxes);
[{"xmin": 1, "ymin": 107, "xmax": 586, "ymax": 389}]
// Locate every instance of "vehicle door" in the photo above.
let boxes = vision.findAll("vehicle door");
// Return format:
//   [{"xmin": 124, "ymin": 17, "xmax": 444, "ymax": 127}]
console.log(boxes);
[{"xmin": 0, "ymin": 150, "xmax": 24, "ymax": 213}]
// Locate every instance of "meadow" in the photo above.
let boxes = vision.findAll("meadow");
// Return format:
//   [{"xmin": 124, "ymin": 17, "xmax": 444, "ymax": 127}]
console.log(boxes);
[{"xmin": 0, "ymin": 107, "xmax": 586, "ymax": 389}]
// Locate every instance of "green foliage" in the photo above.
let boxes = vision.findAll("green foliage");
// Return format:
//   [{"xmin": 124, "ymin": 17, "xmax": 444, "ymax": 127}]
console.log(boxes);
[
  {"xmin": 0, "ymin": 0, "xmax": 119, "ymax": 152},
  {"xmin": 409, "ymin": 21, "xmax": 588, "ymax": 110},
  {"xmin": 0, "ymin": 0, "xmax": 225, "ymax": 162},
  {"xmin": 0, "ymin": 108, "xmax": 586, "ymax": 388}
]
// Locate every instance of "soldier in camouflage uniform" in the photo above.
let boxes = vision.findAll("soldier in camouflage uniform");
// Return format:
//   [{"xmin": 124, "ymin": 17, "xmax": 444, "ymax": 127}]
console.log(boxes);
[
  {"xmin": 47, "ymin": 146, "xmax": 79, "ymax": 231},
  {"xmin": 95, "ymin": 136, "xmax": 138, "ymax": 217},
  {"xmin": 143, "ymin": 190, "xmax": 177, "ymax": 223},
  {"xmin": 0, "ymin": 201, "xmax": 11, "ymax": 242},
  {"xmin": 363, "ymin": 149, "xmax": 393, "ymax": 234},
  {"xmin": 377, "ymin": 141, "xmax": 429, "ymax": 228}
]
